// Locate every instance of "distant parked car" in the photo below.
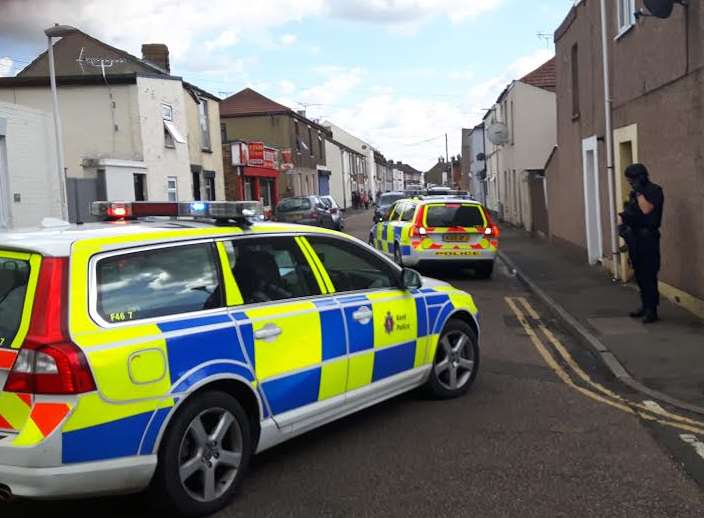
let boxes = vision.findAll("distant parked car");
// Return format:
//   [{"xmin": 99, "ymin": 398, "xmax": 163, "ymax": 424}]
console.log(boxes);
[
  {"xmin": 373, "ymin": 191, "xmax": 406, "ymax": 223},
  {"xmin": 319, "ymin": 195, "xmax": 344, "ymax": 230},
  {"xmin": 274, "ymin": 195, "xmax": 334, "ymax": 228}
]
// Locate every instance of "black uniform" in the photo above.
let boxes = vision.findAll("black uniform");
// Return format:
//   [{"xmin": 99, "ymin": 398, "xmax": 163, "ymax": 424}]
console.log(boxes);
[{"xmin": 627, "ymin": 182, "xmax": 664, "ymax": 315}]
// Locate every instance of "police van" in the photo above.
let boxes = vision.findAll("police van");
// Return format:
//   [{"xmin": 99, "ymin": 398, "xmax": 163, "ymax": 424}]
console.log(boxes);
[{"xmin": 0, "ymin": 201, "xmax": 480, "ymax": 516}]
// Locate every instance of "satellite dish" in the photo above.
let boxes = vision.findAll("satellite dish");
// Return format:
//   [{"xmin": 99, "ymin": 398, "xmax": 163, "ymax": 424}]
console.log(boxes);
[
  {"xmin": 487, "ymin": 122, "xmax": 509, "ymax": 146},
  {"xmin": 644, "ymin": 0, "xmax": 674, "ymax": 18},
  {"xmin": 476, "ymin": 152, "xmax": 486, "ymax": 161}
]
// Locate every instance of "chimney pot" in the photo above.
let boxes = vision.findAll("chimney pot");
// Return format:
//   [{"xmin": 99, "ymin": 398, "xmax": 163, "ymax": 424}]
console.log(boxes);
[{"xmin": 141, "ymin": 43, "xmax": 170, "ymax": 74}]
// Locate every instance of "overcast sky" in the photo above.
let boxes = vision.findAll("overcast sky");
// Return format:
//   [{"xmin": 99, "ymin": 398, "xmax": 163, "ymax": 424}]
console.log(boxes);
[{"xmin": 0, "ymin": 0, "xmax": 572, "ymax": 170}]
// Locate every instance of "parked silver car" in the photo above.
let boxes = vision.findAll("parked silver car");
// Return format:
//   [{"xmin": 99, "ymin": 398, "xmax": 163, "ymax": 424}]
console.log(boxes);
[{"xmin": 319, "ymin": 195, "xmax": 344, "ymax": 230}]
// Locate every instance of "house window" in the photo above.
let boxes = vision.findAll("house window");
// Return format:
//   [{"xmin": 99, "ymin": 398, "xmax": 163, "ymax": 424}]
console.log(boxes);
[
  {"xmin": 198, "ymin": 98, "xmax": 211, "ymax": 151},
  {"xmin": 318, "ymin": 134, "xmax": 324, "ymax": 159},
  {"xmin": 308, "ymin": 127, "xmax": 314, "ymax": 157},
  {"xmin": 192, "ymin": 171, "xmax": 201, "ymax": 201},
  {"xmin": 134, "ymin": 173, "xmax": 147, "ymax": 201},
  {"xmin": 164, "ymin": 126, "xmax": 175, "ymax": 148},
  {"xmin": 161, "ymin": 103, "xmax": 173, "ymax": 121},
  {"xmin": 294, "ymin": 120, "xmax": 301, "ymax": 153},
  {"xmin": 163, "ymin": 120, "xmax": 185, "ymax": 148},
  {"xmin": 167, "ymin": 176, "xmax": 178, "ymax": 201},
  {"xmin": 571, "ymin": 43, "xmax": 580, "ymax": 118},
  {"xmin": 617, "ymin": 0, "xmax": 635, "ymax": 33},
  {"xmin": 203, "ymin": 171, "xmax": 216, "ymax": 201},
  {"xmin": 220, "ymin": 123, "xmax": 227, "ymax": 144}
]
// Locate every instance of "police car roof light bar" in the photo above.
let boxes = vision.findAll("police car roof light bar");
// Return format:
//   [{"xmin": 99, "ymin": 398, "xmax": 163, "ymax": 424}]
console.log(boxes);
[{"xmin": 91, "ymin": 201, "xmax": 263, "ymax": 225}]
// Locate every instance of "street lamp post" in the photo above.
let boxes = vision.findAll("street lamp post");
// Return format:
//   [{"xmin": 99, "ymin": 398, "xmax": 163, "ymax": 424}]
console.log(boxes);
[{"xmin": 44, "ymin": 24, "xmax": 77, "ymax": 221}]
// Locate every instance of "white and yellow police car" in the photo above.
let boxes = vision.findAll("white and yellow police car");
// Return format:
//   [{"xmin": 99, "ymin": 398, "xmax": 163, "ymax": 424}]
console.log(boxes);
[
  {"xmin": 370, "ymin": 197, "xmax": 500, "ymax": 278},
  {"xmin": 0, "ymin": 201, "xmax": 480, "ymax": 516}
]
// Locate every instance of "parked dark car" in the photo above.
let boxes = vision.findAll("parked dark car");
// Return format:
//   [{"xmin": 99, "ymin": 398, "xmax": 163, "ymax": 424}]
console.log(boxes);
[
  {"xmin": 373, "ymin": 191, "xmax": 406, "ymax": 223},
  {"xmin": 274, "ymin": 195, "xmax": 334, "ymax": 228}
]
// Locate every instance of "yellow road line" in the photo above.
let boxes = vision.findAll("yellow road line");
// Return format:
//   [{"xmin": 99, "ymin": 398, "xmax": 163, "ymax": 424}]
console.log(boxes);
[
  {"xmin": 516, "ymin": 297, "xmax": 704, "ymax": 431},
  {"xmin": 505, "ymin": 297, "xmax": 704, "ymax": 435}
]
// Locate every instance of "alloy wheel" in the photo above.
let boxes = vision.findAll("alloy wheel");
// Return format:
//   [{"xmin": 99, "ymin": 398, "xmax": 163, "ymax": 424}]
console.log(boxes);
[
  {"xmin": 178, "ymin": 408, "xmax": 243, "ymax": 503},
  {"xmin": 434, "ymin": 330, "xmax": 475, "ymax": 391}
]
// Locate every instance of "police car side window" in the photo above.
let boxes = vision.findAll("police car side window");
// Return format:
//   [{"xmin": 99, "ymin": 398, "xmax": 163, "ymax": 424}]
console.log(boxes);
[
  {"xmin": 95, "ymin": 243, "xmax": 222, "ymax": 323},
  {"xmin": 306, "ymin": 237, "xmax": 398, "ymax": 293},
  {"xmin": 400, "ymin": 203, "xmax": 416, "ymax": 222},
  {"xmin": 225, "ymin": 237, "xmax": 321, "ymax": 305}
]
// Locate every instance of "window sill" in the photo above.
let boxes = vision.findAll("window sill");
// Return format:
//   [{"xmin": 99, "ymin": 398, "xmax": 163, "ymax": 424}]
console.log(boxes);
[
  {"xmin": 615, "ymin": 23, "xmax": 634, "ymax": 41},
  {"xmin": 201, "ymin": 148, "xmax": 212, "ymax": 154},
  {"xmin": 165, "ymin": 144, "xmax": 176, "ymax": 150}
]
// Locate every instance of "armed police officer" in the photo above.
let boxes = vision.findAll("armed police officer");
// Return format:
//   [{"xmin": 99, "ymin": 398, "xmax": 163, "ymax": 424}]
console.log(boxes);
[{"xmin": 619, "ymin": 163, "xmax": 664, "ymax": 324}]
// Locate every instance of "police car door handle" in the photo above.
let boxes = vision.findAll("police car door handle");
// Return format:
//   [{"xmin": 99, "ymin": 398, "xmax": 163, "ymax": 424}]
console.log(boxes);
[
  {"xmin": 352, "ymin": 306, "xmax": 373, "ymax": 324},
  {"xmin": 254, "ymin": 323, "xmax": 282, "ymax": 341}
]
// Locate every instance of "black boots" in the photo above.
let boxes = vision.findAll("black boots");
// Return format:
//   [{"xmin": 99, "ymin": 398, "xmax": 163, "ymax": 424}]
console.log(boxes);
[{"xmin": 630, "ymin": 307, "xmax": 659, "ymax": 323}]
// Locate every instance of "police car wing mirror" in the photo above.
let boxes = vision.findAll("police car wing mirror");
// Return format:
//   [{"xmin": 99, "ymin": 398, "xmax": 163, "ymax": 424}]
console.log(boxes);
[{"xmin": 401, "ymin": 268, "xmax": 422, "ymax": 290}]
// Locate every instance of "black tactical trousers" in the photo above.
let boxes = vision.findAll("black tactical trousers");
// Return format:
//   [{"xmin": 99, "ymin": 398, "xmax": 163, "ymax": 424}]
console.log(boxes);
[{"xmin": 632, "ymin": 235, "xmax": 661, "ymax": 312}]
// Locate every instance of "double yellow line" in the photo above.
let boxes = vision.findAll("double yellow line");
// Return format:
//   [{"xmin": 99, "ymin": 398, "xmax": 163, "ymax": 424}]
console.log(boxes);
[{"xmin": 505, "ymin": 297, "xmax": 704, "ymax": 436}]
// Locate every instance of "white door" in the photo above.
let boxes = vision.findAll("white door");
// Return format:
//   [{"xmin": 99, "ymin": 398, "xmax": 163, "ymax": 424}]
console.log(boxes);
[{"xmin": 582, "ymin": 136, "xmax": 603, "ymax": 264}]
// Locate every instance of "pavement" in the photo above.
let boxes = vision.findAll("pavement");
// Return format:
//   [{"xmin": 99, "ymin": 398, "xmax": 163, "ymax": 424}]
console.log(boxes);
[
  {"xmin": 8, "ymin": 210, "xmax": 704, "ymax": 517},
  {"xmin": 499, "ymin": 226, "xmax": 704, "ymax": 411}
]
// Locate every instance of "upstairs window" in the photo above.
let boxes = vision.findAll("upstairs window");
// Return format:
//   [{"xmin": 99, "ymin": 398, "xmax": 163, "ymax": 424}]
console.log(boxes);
[
  {"xmin": 571, "ymin": 43, "xmax": 580, "ymax": 118},
  {"xmin": 617, "ymin": 0, "xmax": 635, "ymax": 34},
  {"xmin": 198, "ymin": 98, "xmax": 211, "ymax": 151}
]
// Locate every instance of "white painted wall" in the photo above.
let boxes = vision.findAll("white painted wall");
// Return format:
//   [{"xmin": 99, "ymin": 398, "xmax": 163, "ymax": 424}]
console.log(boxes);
[
  {"xmin": 136, "ymin": 77, "xmax": 191, "ymax": 202},
  {"xmin": 0, "ymin": 101, "xmax": 62, "ymax": 228},
  {"xmin": 0, "ymin": 83, "xmax": 143, "ymax": 180},
  {"xmin": 469, "ymin": 126, "xmax": 486, "ymax": 205},
  {"xmin": 184, "ymin": 92, "xmax": 225, "ymax": 200},
  {"xmin": 324, "ymin": 139, "xmax": 346, "ymax": 208}
]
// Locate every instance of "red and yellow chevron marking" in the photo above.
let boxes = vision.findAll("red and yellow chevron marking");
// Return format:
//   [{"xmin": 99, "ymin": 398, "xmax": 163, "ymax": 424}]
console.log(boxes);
[
  {"xmin": 0, "ymin": 349, "xmax": 17, "ymax": 370},
  {"xmin": 12, "ymin": 402, "xmax": 72, "ymax": 446},
  {"xmin": 0, "ymin": 392, "xmax": 32, "ymax": 432}
]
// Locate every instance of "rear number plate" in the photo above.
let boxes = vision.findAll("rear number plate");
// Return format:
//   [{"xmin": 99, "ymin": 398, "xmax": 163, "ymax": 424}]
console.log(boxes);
[{"xmin": 443, "ymin": 234, "xmax": 470, "ymax": 242}]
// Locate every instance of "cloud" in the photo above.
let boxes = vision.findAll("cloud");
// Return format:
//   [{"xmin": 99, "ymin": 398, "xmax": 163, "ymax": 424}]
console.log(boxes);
[
  {"xmin": 326, "ymin": 0, "xmax": 503, "ymax": 24},
  {"xmin": 279, "ymin": 33, "xmax": 298, "ymax": 46},
  {"xmin": 298, "ymin": 66, "xmax": 366, "ymax": 107},
  {"xmin": 0, "ymin": 58, "xmax": 14, "ymax": 78},
  {"xmin": 205, "ymin": 29, "xmax": 240, "ymax": 51},
  {"xmin": 279, "ymin": 79, "xmax": 296, "ymax": 95},
  {"xmin": 0, "ymin": 0, "xmax": 325, "ymax": 61}
]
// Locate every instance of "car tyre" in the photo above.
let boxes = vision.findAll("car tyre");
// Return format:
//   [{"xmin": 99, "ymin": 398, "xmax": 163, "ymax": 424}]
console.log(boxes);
[
  {"xmin": 425, "ymin": 319, "xmax": 479, "ymax": 399},
  {"xmin": 150, "ymin": 391, "xmax": 253, "ymax": 518},
  {"xmin": 475, "ymin": 261, "xmax": 494, "ymax": 279}
]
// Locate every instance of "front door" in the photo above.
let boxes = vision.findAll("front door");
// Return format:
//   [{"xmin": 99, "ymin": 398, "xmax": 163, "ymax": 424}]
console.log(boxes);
[
  {"xmin": 222, "ymin": 236, "xmax": 346, "ymax": 427},
  {"xmin": 304, "ymin": 236, "xmax": 425, "ymax": 395},
  {"xmin": 582, "ymin": 136, "xmax": 603, "ymax": 265}
]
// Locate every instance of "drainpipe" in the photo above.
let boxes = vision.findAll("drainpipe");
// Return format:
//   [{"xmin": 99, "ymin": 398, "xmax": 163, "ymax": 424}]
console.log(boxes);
[{"xmin": 600, "ymin": 0, "xmax": 620, "ymax": 281}]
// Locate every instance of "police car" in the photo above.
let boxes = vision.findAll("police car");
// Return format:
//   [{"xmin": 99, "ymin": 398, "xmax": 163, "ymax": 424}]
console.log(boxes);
[
  {"xmin": 369, "ymin": 197, "xmax": 500, "ymax": 278},
  {"xmin": 0, "ymin": 201, "xmax": 480, "ymax": 516}
]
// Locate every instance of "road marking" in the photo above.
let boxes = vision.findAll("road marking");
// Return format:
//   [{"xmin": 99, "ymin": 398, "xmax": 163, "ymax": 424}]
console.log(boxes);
[
  {"xmin": 505, "ymin": 297, "xmax": 704, "ymax": 435},
  {"xmin": 680, "ymin": 435, "xmax": 704, "ymax": 459}
]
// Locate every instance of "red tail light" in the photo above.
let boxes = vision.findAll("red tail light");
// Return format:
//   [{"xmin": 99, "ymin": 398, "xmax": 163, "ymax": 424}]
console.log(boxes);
[
  {"xmin": 409, "ymin": 205, "xmax": 427, "ymax": 238},
  {"xmin": 483, "ymin": 209, "xmax": 501, "ymax": 238},
  {"xmin": 4, "ymin": 258, "xmax": 96, "ymax": 395}
]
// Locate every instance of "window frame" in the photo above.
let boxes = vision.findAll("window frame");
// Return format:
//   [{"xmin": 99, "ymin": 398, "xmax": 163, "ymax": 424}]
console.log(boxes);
[
  {"xmin": 220, "ymin": 234, "xmax": 326, "ymax": 308},
  {"xmin": 167, "ymin": 176, "xmax": 178, "ymax": 202},
  {"xmin": 616, "ymin": 0, "xmax": 636, "ymax": 36},
  {"xmin": 198, "ymin": 98, "xmax": 212, "ymax": 151},
  {"xmin": 304, "ymin": 234, "xmax": 402, "ymax": 295},
  {"xmin": 89, "ymin": 239, "xmax": 227, "ymax": 328}
]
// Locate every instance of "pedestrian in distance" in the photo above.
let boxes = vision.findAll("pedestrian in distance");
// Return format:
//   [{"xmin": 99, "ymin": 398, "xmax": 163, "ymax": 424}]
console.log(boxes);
[
  {"xmin": 363, "ymin": 191, "xmax": 370, "ymax": 210},
  {"xmin": 618, "ymin": 163, "xmax": 664, "ymax": 324}
]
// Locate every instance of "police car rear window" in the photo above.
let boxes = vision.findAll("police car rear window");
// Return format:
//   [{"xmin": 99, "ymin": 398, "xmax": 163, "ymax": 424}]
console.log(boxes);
[
  {"xmin": 425, "ymin": 204, "xmax": 485, "ymax": 228},
  {"xmin": 0, "ymin": 257, "xmax": 30, "ymax": 346},
  {"xmin": 95, "ymin": 243, "xmax": 222, "ymax": 323}
]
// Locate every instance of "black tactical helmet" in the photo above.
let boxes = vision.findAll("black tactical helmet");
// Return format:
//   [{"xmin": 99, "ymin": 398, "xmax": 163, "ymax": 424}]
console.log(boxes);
[{"xmin": 624, "ymin": 163, "xmax": 649, "ymax": 180}]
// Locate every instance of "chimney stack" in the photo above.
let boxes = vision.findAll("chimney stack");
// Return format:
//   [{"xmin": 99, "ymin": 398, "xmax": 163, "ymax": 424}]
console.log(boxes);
[{"xmin": 141, "ymin": 43, "xmax": 170, "ymax": 73}]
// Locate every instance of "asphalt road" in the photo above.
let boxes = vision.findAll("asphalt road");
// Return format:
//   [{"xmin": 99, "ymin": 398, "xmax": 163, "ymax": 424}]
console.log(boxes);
[{"xmin": 9, "ymin": 210, "xmax": 704, "ymax": 517}]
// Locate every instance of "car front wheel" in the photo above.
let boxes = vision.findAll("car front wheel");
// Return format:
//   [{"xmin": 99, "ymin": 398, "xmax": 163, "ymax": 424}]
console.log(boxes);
[
  {"xmin": 151, "ymin": 391, "xmax": 252, "ymax": 517},
  {"xmin": 425, "ymin": 319, "xmax": 479, "ymax": 399}
]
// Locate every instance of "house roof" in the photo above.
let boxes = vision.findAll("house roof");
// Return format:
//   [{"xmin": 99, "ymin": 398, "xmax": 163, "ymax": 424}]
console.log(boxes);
[
  {"xmin": 518, "ymin": 57, "xmax": 556, "ymax": 92},
  {"xmin": 220, "ymin": 88, "xmax": 292, "ymax": 117}
]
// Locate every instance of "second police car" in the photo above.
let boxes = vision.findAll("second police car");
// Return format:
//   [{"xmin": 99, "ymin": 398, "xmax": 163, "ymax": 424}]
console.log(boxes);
[
  {"xmin": 0, "ymin": 201, "xmax": 481, "ymax": 516},
  {"xmin": 370, "ymin": 196, "xmax": 500, "ymax": 278}
]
